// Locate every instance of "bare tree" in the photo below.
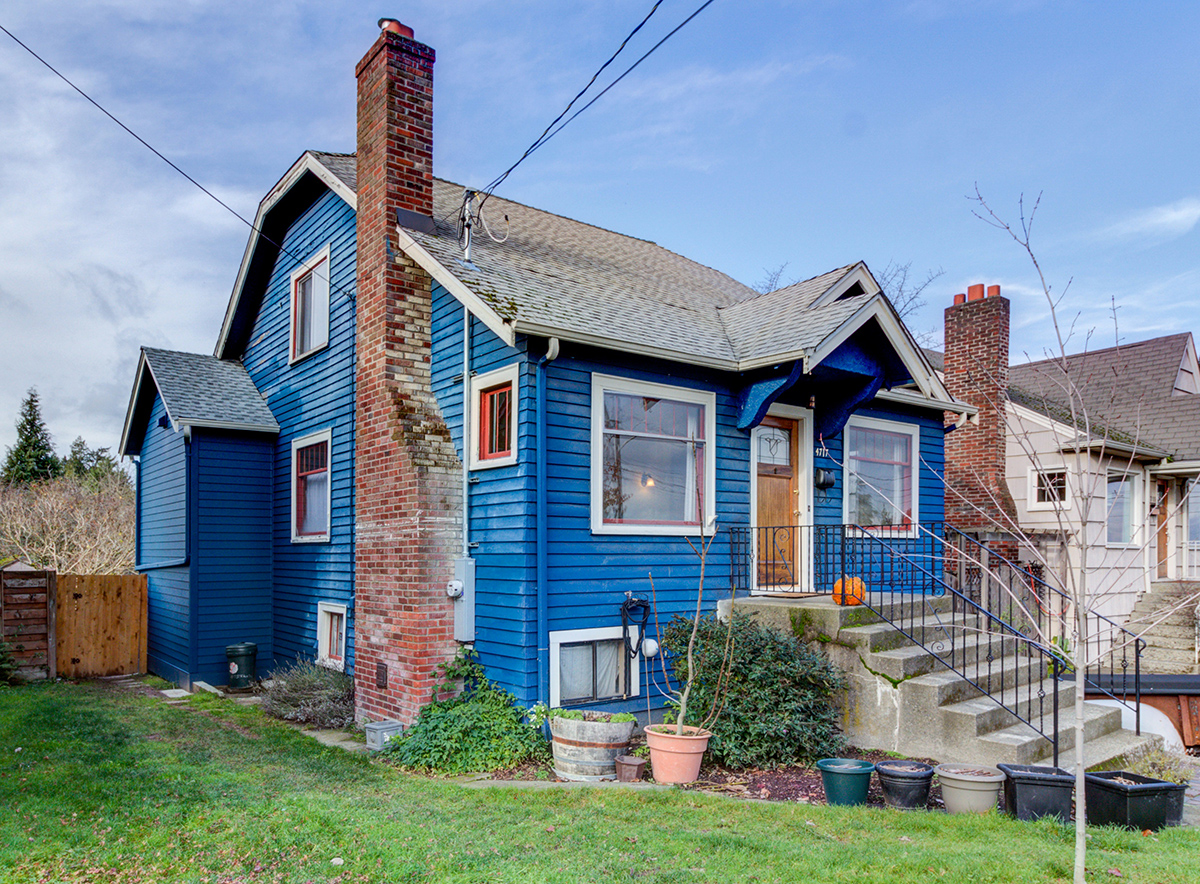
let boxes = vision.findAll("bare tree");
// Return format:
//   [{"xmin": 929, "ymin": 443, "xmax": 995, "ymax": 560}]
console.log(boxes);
[{"xmin": 0, "ymin": 473, "xmax": 134, "ymax": 573}]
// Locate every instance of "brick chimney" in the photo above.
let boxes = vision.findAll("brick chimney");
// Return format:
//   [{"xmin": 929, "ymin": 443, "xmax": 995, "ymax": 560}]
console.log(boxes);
[
  {"xmin": 943, "ymin": 283, "xmax": 1018, "ymax": 536},
  {"xmin": 354, "ymin": 20, "xmax": 461, "ymax": 724}
]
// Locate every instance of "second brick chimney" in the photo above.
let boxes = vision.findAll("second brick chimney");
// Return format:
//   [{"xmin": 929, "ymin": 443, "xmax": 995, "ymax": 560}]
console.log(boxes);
[
  {"xmin": 353, "ymin": 21, "xmax": 461, "ymax": 724},
  {"xmin": 943, "ymin": 283, "xmax": 1018, "ymax": 536}
]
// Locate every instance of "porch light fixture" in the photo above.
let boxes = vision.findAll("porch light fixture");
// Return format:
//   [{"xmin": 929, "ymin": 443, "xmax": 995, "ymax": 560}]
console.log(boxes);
[{"xmin": 640, "ymin": 472, "xmax": 655, "ymax": 488}]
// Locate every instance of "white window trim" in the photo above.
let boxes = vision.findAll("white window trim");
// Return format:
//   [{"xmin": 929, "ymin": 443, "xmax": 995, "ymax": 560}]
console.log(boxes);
[
  {"xmin": 1105, "ymin": 471, "xmax": 1139, "ymax": 549},
  {"xmin": 1027, "ymin": 466, "xmax": 1071, "ymax": 512},
  {"xmin": 291, "ymin": 428, "xmax": 332, "ymax": 543},
  {"xmin": 590, "ymin": 373, "xmax": 717, "ymax": 536},
  {"xmin": 842, "ymin": 415, "xmax": 921, "ymax": 535},
  {"xmin": 316, "ymin": 601, "xmax": 347, "ymax": 671},
  {"xmin": 549, "ymin": 625, "xmax": 641, "ymax": 708},
  {"xmin": 468, "ymin": 363, "xmax": 519, "ymax": 470},
  {"xmin": 288, "ymin": 244, "xmax": 331, "ymax": 365}
]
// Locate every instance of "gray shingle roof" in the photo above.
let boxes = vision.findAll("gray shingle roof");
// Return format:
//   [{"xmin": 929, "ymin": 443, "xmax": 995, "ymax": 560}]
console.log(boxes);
[
  {"xmin": 309, "ymin": 153, "xmax": 882, "ymax": 369},
  {"xmin": 143, "ymin": 348, "xmax": 278, "ymax": 433},
  {"xmin": 310, "ymin": 151, "xmax": 356, "ymax": 192},
  {"xmin": 1008, "ymin": 334, "xmax": 1200, "ymax": 460}
]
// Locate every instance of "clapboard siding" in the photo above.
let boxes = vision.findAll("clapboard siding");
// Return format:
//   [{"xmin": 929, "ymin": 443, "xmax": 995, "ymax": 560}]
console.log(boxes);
[
  {"xmin": 192, "ymin": 431, "xmax": 274, "ymax": 684},
  {"xmin": 430, "ymin": 286, "xmax": 536, "ymax": 697},
  {"xmin": 137, "ymin": 390, "xmax": 192, "ymax": 684},
  {"xmin": 241, "ymin": 188, "xmax": 356, "ymax": 671}
]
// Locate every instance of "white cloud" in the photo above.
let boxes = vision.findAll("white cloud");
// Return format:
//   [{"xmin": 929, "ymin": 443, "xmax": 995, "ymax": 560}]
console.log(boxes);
[{"xmin": 1099, "ymin": 198, "xmax": 1200, "ymax": 243}]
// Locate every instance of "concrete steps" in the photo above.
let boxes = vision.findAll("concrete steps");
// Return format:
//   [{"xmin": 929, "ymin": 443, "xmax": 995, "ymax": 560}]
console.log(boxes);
[
  {"xmin": 731, "ymin": 594, "xmax": 1159, "ymax": 768},
  {"xmin": 1125, "ymin": 581, "xmax": 1200, "ymax": 674}
]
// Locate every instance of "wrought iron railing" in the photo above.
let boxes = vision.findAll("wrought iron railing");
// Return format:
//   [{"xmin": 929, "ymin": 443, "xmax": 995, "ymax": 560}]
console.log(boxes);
[{"xmin": 730, "ymin": 521, "xmax": 1145, "ymax": 763}]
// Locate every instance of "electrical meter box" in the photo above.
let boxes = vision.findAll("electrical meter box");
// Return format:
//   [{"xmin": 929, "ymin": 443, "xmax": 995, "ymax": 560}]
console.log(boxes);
[{"xmin": 364, "ymin": 719, "xmax": 404, "ymax": 750}]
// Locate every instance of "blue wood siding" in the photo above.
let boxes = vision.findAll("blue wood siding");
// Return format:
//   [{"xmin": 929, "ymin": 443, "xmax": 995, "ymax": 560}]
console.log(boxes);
[
  {"xmin": 240, "ymin": 189, "xmax": 356, "ymax": 672},
  {"xmin": 192, "ymin": 431, "xmax": 274, "ymax": 685},
  {"xmin": 136, "ymin": 390, "xmax": 191, "ymax": 685},
  {"xmin": 430, "ymin": 285, "xmax": 536, "ymax": 698}
]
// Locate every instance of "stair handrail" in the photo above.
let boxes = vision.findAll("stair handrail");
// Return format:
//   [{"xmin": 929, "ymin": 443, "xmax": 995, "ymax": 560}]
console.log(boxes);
[{"xmin": 848, "ymin": 523, "xmax": 1064, "ymax": 766}]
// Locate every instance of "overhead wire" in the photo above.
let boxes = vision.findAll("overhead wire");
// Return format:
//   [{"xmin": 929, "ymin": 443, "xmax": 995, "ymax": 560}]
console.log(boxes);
[{"xmin": 0, "ymin": 21, "xmax": 358, "ymax": 305}]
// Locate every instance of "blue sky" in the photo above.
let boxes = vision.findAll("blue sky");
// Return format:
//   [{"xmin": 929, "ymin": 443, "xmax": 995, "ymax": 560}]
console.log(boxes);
[{"xmin": 1, "ymin": 1, "xmax": 1198, "ymax": 457}]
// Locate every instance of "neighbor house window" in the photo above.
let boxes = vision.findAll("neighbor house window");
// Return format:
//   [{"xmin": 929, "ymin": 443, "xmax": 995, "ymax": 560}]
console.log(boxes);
[
  {"xmin": 1029, "ymin": 468, "xmax": 1070, "ymax": 510},
  {"xmin": 549, "ymin": 626, "xmax": 641, "ymax": 707},
  {"xmin": 317, "ymin": 601, "xmax": 347, "ymax": 670},
  {"xmin": 290, "ymin": 245, "xmax": 330, "ymax": 363},
  {"xmin": 590, "ymin": 374, "xmax": 716, "ymax": 535},
  {"xmin": 843, "ymin": 417, "xmax": 919, "ymax": 530},
  {"xmin": 1107, "ymin": 473, "xmax": 1136, "ymax": 546},
  {"xmin": 292, "ymin": 430, "xmax": 331, "ymax": 542},
  {"xmin": 469, "ymin": 364, "xmax": 519, "ymax": 470}
]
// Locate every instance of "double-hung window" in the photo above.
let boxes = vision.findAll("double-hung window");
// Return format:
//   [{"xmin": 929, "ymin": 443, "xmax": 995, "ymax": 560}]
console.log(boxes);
[
  {"xmin": 1106, "ymin": 473, "xmax": 1136, "ymax": 546},
  {"xmin": 469, "ymin": 364, "xmax": 519, "ymax": 469},
  {"xmin": 843, "ymin": 416, "xmax": 919, "ymax": 530},
  {"xmin": 590, "ymin": 374, "xmax": 716, "ymax": 534},
  {"xmin": 292, "ymin": 430, "xmax": 331, "ymax": 542},
  {"xmin": 290, "ymin": 246, "xmax": 330, "ymax": 363}
]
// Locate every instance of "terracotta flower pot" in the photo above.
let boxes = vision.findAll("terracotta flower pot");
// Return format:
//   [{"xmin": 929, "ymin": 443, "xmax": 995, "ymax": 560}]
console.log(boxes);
[{"xmin": 644, "ymin": 724, "xmax": 711, "ymax": 784}]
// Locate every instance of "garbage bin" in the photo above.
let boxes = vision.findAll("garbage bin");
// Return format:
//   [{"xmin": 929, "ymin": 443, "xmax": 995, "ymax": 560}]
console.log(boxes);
[{"xmin": 225, "ymin": 642, "xmax": 257, "ymax": 690}]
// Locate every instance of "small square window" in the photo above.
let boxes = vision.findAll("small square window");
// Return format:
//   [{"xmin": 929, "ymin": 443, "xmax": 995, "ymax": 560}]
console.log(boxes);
[
  {"xmin": 317, "ymin": 602, "xmax": 347, "ymax": 670},
  {"xmin": 290, "ymin": 247, "xmax": 330, "ymax": 363},
  {"xmin": 292, "ymin": 431, "xmax": 331, "ymax": 542},
  {"xmin": 549, "ymin": 626, "xmax": 641, "ymax": 707},
  {"xmin": 469, "ymin": 364, "xmax": 519, "ymax": 470},
  {"xmin": 1028, "ymin": 468, "xmax": 1070, "ymax": 511}
]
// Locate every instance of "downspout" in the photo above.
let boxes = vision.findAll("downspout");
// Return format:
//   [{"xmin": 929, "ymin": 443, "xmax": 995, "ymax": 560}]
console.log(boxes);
[
  {"xmin": 462, "ymin": 309, "xmax": 472, "ymax": 557},
  {"xmin": 536, "ymin": 337, "xmax": 560, "ymax": 704}
]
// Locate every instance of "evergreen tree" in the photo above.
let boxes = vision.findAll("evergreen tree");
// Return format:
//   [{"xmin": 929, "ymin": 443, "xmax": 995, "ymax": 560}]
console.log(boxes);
[{"xmin": 1, "ymin": 389, "xmax": 62, "ymax": 485}]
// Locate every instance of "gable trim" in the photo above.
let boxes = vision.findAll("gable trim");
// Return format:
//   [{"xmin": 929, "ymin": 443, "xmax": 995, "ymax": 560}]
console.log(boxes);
[
  {"xmin": 118, "ymin": 351, "xmax": 161, "ymax": 457},
  {"xmin": 215, "ymin": 152, "xmax": 357, "ymax": 359},
  {"xmin": 809, "ymin": 262, "xmax": 881, "ymax": 309}
]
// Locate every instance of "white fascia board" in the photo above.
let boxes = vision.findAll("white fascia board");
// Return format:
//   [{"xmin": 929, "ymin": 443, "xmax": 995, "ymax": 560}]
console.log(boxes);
[
  {"xmin": 808, "ymin": 261, "xmax": 879, "ymax": 309},
  {"xmin": 1007, "ymin": 400, "xmax": 1070, "ymax": 434},
  {"xmin": 118, "ymin": 352, "xmax": 155, "ymax": 457},
  {"xmin": 874, "ymin": 388, "xmax": 978, "ymax": 416},
  {"xmin": 215, "ymin": 153, "xmax": 356, "ymax": 359},
  {"xmin": 1149, "ymin": 460, "xmax": 1200, "ymax": 476},
  {"xmin": 179, "ymin": 419, "xmax": 280, "ymax": 435},
  {"xmin": 802, "ymin": 296, "xmax": 948, "ymax": 401},
  {"xmin": 392, "ymin": 227, "xmax": 516, "ymax": 349}
]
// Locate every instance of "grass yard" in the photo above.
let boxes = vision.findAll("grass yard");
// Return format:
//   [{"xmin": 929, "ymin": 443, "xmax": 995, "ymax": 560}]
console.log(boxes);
[{"xmin": 0, "ymin": 681, "xmax": 1196, "ymax": 884}]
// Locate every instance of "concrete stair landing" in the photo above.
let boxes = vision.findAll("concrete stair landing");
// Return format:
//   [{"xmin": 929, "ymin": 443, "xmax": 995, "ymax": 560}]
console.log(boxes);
[
  {"xmin": 729, "ymin": 594, "xmax": 1158, "ymax": 768},
  {"xmin": 1125, "ymin": 581, "xmax": 1200, "ymax": 674}
]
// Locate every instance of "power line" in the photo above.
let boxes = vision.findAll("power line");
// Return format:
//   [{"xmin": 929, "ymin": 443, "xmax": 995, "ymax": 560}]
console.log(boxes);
[
  {"xmin": 479, "ymin": 0, "xmax": 718, "ymax": 210},
  {"xmin": 0, "ymin": 22, "xmax": 357, "ymax": 306}
]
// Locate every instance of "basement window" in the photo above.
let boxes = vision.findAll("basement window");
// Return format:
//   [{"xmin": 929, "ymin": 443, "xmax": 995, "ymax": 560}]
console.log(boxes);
[
  {"xmin": 317, "ymin": 601, "xmax": 347, "ymax": 670},
  {"xmin": 549, "ymin": 626, "xmax": 641, "ymax": 707}
]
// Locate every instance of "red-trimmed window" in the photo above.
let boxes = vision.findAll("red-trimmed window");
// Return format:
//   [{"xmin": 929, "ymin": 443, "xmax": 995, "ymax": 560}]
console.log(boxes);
[
  {"xmin": 478, "ymin": 382, "xmax": 513, "ymax": 461},
  {"xmin": 845, "ymin": 423, "xmax": 914, "ymax": 529},
  {"xmin": 601, "ymin": 391, "xmax": 705, "ymax": 526},
  {"xmin": 295, "ymin": 439, "xmax": 329, "ymax": 537}
]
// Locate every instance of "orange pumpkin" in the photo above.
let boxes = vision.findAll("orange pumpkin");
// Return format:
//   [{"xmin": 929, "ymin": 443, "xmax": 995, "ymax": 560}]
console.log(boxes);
[{"xmin": 832, "ymin": 576, "xmax": 865, "ymax": 606}]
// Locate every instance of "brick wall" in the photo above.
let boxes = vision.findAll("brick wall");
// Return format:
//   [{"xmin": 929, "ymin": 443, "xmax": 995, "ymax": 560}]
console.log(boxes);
[
  {"xmin": 353, "ymin": 26, "xmax": 462, "ymax": 724},
  {"xmin": 943, "ymin": 284, "xmax": 1019, "ymax": 536}
]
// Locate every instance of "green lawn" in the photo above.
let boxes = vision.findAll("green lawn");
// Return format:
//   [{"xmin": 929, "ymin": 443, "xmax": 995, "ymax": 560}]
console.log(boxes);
[{"xmin": 0, "ymin": 681, "xmax": 1195, "ymax": 884}]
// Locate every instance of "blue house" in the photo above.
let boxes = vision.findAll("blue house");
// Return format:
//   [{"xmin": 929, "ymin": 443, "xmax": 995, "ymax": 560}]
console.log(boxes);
[{"xmin": 119, "ymin": 20, "xmax": 971, "ymax": 721}]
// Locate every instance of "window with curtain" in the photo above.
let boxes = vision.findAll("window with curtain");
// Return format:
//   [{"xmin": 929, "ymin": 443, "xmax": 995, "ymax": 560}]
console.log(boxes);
[
  {"xmin": 294, "ymin": 435, "xmax": 330, "ymax": 540},
  {"xmin": 845, "ymin": 420, "xmax": 916, "ymax": 528}
]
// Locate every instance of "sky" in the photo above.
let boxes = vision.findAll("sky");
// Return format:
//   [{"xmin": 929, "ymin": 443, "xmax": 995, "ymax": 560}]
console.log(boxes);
[{"xmin": 1, "ymin": 1, "xmax": 1198, "ymax": 458}]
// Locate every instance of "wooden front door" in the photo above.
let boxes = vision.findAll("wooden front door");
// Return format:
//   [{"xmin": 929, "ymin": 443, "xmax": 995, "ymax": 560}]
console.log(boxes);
[
  {"xmin": 1156, "ymin": 480, "xmax": 1170, "ymax": 579},
  {"xmin": 755, "ymin": 415, "xmax": 804, "ymax": 589}
]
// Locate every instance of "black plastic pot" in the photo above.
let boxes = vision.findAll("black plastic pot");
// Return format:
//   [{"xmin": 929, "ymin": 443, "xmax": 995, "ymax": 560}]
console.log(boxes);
[
  {"xmin": 996, "ymin": 763, "xmax": 1074, "ymax": 823},
  {"xmin": 875, "ymin": 760, "xmax": 934, "ymax": 810},
  {"xmin": 1084, "ymin": 771, "xmax": 1187, "ymax": 831}
]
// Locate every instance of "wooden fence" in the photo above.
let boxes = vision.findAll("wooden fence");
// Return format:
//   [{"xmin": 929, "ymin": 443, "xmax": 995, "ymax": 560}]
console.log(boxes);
[
  {"xmin": 55, "ymin": 574, "xmax": 148, "ymax": 678},
  {"xmin": 1, "ymin": 568, "xmax": 56, "ymax": 680}
]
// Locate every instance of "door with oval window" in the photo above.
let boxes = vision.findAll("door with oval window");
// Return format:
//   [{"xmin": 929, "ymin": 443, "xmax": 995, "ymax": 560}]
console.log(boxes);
[{"xmin": 754, "ymin": 413, "xmax": 811, "ymax": 592}]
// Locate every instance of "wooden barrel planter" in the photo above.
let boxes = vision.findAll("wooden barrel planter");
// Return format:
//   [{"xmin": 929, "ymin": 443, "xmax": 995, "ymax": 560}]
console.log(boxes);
[{"xmin": 549, "ymin": 713, "xmax": 636, "ymax": 781}]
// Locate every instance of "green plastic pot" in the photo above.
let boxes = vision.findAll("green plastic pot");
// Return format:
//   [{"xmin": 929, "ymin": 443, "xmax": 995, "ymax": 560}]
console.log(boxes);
[{"xmin": 817, "ymin": 758, "xmax": 875, "ymax": 806}]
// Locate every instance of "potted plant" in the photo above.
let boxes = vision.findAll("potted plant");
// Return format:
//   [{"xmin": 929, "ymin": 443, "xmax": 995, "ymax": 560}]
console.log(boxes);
[
  {"xmin": 1122, "ymin": 746, "xmax": 1194, "ymax": 828},
  {"xmin": 1084, "ymin": 771, "xmax": 1187, "ymax": 831},
  {"xmin": 817, "ymin": 758, "xmax": 875, "ymax": 806},
  {"xmin": 875, "ymin": 759, "xmax": 935, "ymax": 810},
  {"xmin": 539, "ymin": 707, "xmax": 636, "ymax": 782},
  {"xmin": 935, "ymin": 763, "xmax": 1005, "ymax": 814},
  {"xmin": 996, "ymin": 763, "xmax": 1074, "ymax": 822}
]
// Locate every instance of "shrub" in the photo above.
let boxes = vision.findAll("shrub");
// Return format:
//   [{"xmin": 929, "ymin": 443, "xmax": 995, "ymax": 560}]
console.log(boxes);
[
  {"xmin": 261, "ymin": 658, "xmax": 355, "ymax": 728},
  {"xmin": 661, "ymin": 612, "xmax": 846, "ymax": 768},
  {"xmin": 1122, "ymin": 745, "xmax": 1193, "ymax": 785},
  {"xmin": 550, "ymin": 709, "xmax": 636, "ymax": 723},
  {"xmin": 382, "ymin": 649, "xmax": 548, "ymax": 773}
]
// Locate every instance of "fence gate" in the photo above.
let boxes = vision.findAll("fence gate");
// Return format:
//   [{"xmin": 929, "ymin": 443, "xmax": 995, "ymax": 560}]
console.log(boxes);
[
  {"xmin": 1, "ymin": 568, "xmax": 56, "ymax": 680},
  {"xmin": 55, "ymin": 574, "xmax": 148, "ymax": 678}
]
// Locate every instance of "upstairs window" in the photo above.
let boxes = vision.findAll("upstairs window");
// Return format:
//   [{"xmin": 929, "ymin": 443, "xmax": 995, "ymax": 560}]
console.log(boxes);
[
  {"xmin": 844, "ymin": 417, "xmax": 918, "ymax": 530},
  {"xmin": 290, "ymin": 246, "xmax": 330, "ymax": 363},
  {"xmin": 590, "ymin": 374, "xmax": 716, "ymax": 535},
  {"xmin": 292, "ymin": 430, "xmax": 331, "ymax": 542},
  {"xmin": 469, "ymin": 364, "xmax": 519, "ymax": 470}
]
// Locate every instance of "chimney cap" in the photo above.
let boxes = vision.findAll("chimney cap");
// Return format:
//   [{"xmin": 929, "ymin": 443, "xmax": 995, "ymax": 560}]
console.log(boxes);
[{"xmin": 378, "ymin": 19, "xmax": 414, "ymax": 39}]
